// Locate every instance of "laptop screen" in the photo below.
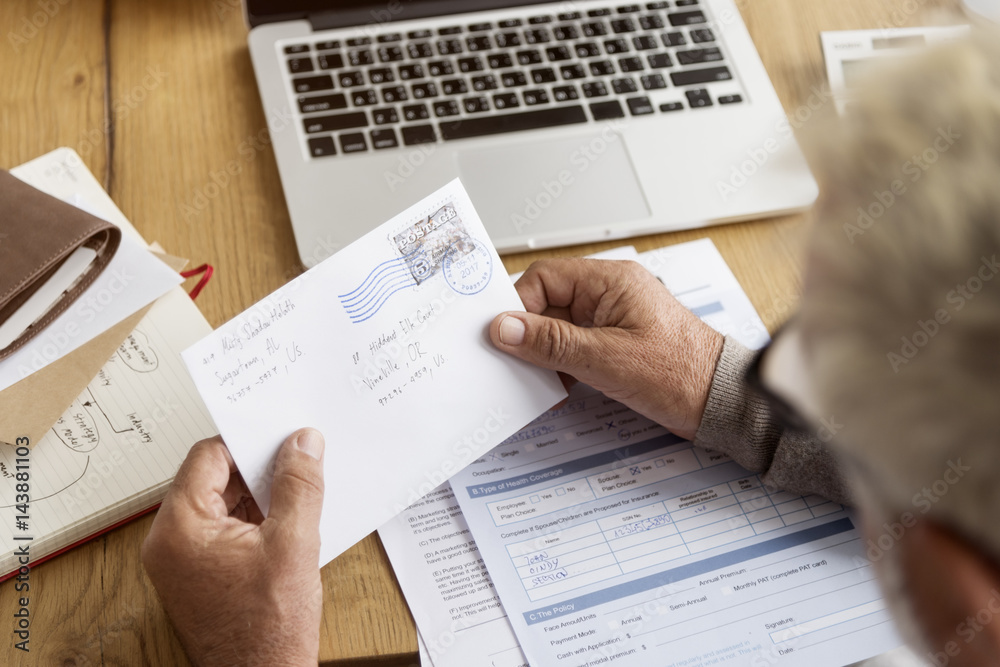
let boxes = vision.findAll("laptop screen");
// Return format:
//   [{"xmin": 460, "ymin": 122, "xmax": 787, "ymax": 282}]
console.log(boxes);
[{"xmin": 246, "ymin": 0, "xmax": 554, "ymax": 28}]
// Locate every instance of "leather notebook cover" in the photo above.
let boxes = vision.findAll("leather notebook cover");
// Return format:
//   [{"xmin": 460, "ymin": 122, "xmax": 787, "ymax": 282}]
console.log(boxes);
[{"xmin": 0, "ymin": 170, "xmax": 122, "ymax": 360}]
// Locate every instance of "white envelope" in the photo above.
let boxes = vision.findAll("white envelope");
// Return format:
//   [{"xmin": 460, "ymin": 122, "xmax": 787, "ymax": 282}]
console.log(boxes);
[{"xmin": 183, "ymin": 180, "xmax": 567, "ymax": 565}]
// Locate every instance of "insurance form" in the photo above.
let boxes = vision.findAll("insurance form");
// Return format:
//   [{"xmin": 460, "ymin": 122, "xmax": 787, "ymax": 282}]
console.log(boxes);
[{"xmin": 445, "ymin": 242, "xmax": 902, "ymax": 667}]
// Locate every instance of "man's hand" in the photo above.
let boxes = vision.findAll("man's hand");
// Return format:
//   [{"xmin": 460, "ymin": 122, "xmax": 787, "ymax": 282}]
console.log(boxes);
[
  {"xmin": 491, "ymin": 259, "xmax": 724, "ymax": 441},
  {"xmin": 142, "ymin": 429, "xmax": 325, "ymax": 667}
]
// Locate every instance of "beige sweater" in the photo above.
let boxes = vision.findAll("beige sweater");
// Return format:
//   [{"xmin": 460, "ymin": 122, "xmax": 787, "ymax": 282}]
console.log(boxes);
[{"xmin": 693, "ymin": 336, "xmax": 851, "ymax": 506}]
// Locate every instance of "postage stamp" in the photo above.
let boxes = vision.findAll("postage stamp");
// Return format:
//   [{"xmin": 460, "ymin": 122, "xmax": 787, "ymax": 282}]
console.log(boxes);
[{"xmin": 391, "ymin": 202, "xmax": 468, "ymax": 286}]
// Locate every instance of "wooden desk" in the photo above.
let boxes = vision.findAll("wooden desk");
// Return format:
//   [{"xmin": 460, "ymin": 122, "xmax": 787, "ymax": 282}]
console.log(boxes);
[{"xmin": 0, "ymin": 0, "xmax": 956, "ymax": 663}]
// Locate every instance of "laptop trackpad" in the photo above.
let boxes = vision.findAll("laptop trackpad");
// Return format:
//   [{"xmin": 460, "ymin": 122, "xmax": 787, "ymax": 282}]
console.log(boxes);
[{"xmin": 456, "ymin": 132, "xmax": 651, "ymax": 244}]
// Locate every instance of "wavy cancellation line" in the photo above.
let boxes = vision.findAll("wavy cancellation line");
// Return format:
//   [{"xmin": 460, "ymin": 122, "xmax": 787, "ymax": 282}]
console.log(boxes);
[{"xmin": 338, "ymin": 250, "xmax": 422, "ymax": 323}]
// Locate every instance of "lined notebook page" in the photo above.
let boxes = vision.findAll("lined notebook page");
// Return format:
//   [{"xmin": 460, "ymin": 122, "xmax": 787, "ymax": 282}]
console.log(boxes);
[{"xmin": 0, "ymin": 149, "xmax": 217, "ymax": 574}]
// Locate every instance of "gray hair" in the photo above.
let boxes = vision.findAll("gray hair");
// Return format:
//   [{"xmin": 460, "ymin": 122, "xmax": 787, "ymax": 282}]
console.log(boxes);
[{"xmin": 799, "ymin": 27, "xmax": 1000, "ymax": 565}]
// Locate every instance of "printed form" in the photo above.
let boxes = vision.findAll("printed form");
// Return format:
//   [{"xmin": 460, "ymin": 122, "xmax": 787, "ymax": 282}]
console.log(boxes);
[{"xmin": 442, "ymin": 240, "xmax": 901, "ymax": 667}]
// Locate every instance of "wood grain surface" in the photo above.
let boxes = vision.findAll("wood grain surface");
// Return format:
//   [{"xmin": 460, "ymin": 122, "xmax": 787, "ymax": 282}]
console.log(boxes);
[{"xmin": 0, "ymin": 0, "xmax": 956, "ymax": 663}]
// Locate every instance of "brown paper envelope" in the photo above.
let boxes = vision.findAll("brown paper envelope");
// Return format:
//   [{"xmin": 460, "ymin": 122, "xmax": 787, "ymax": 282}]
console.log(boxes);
[{"xmin": 0, "ymin": 251, "xmax": 189, "ymax": 448}]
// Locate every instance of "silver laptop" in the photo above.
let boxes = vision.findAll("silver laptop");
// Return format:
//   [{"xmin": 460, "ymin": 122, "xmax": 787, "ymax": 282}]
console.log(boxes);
[{"xmin": 246, "ymin": 0, "xmax": 818, "ymax": 267}]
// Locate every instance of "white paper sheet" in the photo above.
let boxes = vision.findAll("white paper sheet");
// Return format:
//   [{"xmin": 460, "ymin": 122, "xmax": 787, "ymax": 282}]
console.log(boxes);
[
  {"xmin": 446, "ymin": 240, "xmax": 902, "ymax": 667},
  {"xmin": 2, "ymin": 154, "xmax": 183, "ymax": 391},
  {"xmin": 183, "ymin": 180, "xmax": 567, "ymax": 565},
  {"xmin": 378, "ymin": 249, "xmax": 640, "ymax": 667}
]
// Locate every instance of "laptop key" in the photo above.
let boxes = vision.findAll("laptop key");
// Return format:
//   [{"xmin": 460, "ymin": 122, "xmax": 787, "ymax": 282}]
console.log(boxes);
[
  {"xmin": 588, "ymin": 8, "xmax": 612, "ymax": 17},
  {"xmin": 546, "ymin": 45, "xmax": 572, "ymax": 61},
  {"xmin": 668, "ymin": 10, "xmax": 707, "ymax": 25},
  {"xmin": 402, "ymin": 124, "xmax": 437, "ymax": 145},
  {"xmin": 496, "ymin": 31, "xmax": 521, "ymax": 48},
  {"xmin": 589, "ymin": 60, "xmax": 616, "ymax": 76},
  {"xmin": 582, "ymin": 81, "xmax": 609, "ymax": 97},
  {"xmin": 371, "ymin": 128, "xmax": 399, "ymax": 149},
  {"xmin": 408, "ymin": 42, "xmax": 434, "ymax": 59},
  {"xmin": 612, "ymin": 77, "xmax": 638, "ymax": 94},
  {"xmin": 398, "ymin": 64, "xmax": 425, "ymax": 80},
  {"xmin": 348, "ymin": 50, "xmax": 374, "ymax": 66},
  {"xmin": 346, "ymin": 37, "xmax": 371, "ymax": 46},
  {"xmin": 641, "ymin": 73, "xmax": 668, "ymax": 89},
  {"xmin": 402, "ymin": 103, "xmax": 430, "ymax": 120},
  {"xmin": 318, "ymin": 53, "xmax": 345, "ymax": 70},
  {"xmin": 671, "ymin": 65, "xmax": 731, "ymax": 86},
  {"xmin": 498, "ymin": 18, "xmax": 522, "ymax": 28},
  {"xmin": 528, "ymin": 15, "xmax": 553, "ymax": 24},
  {"xmin": 441, "ymin": 78, "xmax": 468, "ymax": 95},
  {"xmin": 611, "ymin": 19, "xmax": 637, "ymax": 33},
  {"xmin": 493, "ymin": 92, "xmax": 520, "ymax": 109},
  {"xmin": 576, "ymin": 42, "xmax": 601, "ymax": 58},
  {"xmin": 604, "ymin": 38, "xmax": 629, "ymax": 54},
  {"xmin": 468, "ymin": 22, "xmax": 492, "ymax": 32},
  {"xmin": 340, "ymin": 132, "xmax": 368, "ymax": 153},
  {"xmin": 553, "ymin": 84, "xmax": 580, "ymax": 101},
  {"xmin": 489, "ymin": 53, "xmax": 514, "ymax": 69},
  {"xmin": 560, "ymin": 63, "xmax": 586, "ymax": 80},
  {"xmin": 660, "ymin": 101, "xmax": 684, "ymax": 112},
  {"xmin": 293, "ymin": 75, "xmax": 334, "ymax": 93},
  {"xmin": 307, "ymin": 136, "xmax": 336, "ymax": 157},
  {"xmin": 685, "ymin": 88, "xmax": 713, "ymax": 107},
  {"xmin": 287, "ymin": 57, "xmax": 314, "ymax": 74},
  {"xmin": 524, "ymin": 28, "xmax": 552, "ymax": 44},
  {"xmin": 647, "ymin": 1, "xmax": 670, "ymax": 8},
  {"xmin": 690, "ymin": 28, "xmax": 716, "ymax": 43},
  {"xmin": 553, "ymin": 25, "xmax": 580, "ymax": 41},
  {"xmin": 316, "ymin": 40, "xmax": 340, "ymax": 50},
  {"xmin": 467, "ymin": 35, "xmax": 492, "ymax": 51},
  {"xmin": 581, "ymin": 21, "xmax": 609, "ymax": 37},
  {"xmin": 339, "ymin": 71, "xmax": 364, "ymax": 87},
  {"xmin": 381, "ymin": 85, "xmax": 408, "ymax": 103},
  {"xmin": 502, "ymin": 71, "xmax": 528, "ymax": 87},
  {"xmin": 372, "ymin": 107, "xmax": 399, "ymax": 124},
  {"xmin": 677, "ymin": 47, "xmax": 722, "ymax": 65},
  {"xmin": 627, "ymin": 96, "xmax": 655, "ymax": 115},
  {"xmin": 558, "ymin": 11, "xmax": 582, "ymax": 20},
  {"xmin": 590, "ymin": 100, "xmax": 625, "ymax": 119},
  {"xmin": 618, "ymin": 4, "xmax": 642, "ymax": 12},
  {"xmin": 368, "ymin": 68, "xmax": 395, "ymax": 84},
  {"xmin": 427, "ymin": 60, "xmax": 454, "ymax": 76},
  {"xmin": 639, "ymin": 15, "xmax": 665, "ymax": 30},
  {"xmin": 438, "ymin": 39, "xmax": 463, "ymax": 55},
  {"xmin": 516, "ymin": 49, "xmax": 543, "ymax": 65},
  {"xmin": 285, "ymin": 44, "xmax": 309, "ymax": 54},
  {"xmin": 439, "ymin": 26, "xmax": 462, "ymax": 35},
  {"xmin": 433, "ymin": 100, "xmax": 460, "ymax": 117},
  {"xmin": 351, "ymin": 89, "xmax": 378, "ymax": 106},
  {"xmin": 661, "ymin": 31, "xmax": 687, "ymax": 47},
  {"xmin": 298, "ymin": 93, "xmax": 348, "ymax": 113},
  {"xmin": 303, "ymin": 111, "xmax": 368, "ymax": 134},
  {"xmin": 523, "ymin": 89, "xmax": 550, "ymax": 105},
  {"xmin": 457, "ymin": 56, "xmax": 484, "ymax": 72},
  {"xmin": 471, "ymin": 74, "xmax": 499, "ymax": 90},
  {"xmin": 633, "ymin": 35, "xmax": 658, "ymax": 50},
  {"xmin": 411, "ymin": 82, "xmax": 439, "ymax": 98},
  {"xmin": 378, "ymin": 46, "xmax": 405, "ymax": 62},
  {"xmin": 648, "ymin": 53, "xmax": 673, "ymax": 68},
  {"xmin": 719, "ymin": 94, "xmax": 743, "ymax": 104},
  {"xmin": 531, "ymin": 67, "xmax": 557, "ymax": 84},
  {"xmin": 619, "ymin": 56, "xmax": 644, "ymax": 72},
  {"xmin": 463, "ymin": 96, "xmax": 490, "ymax": 113},
  {"xmin": 407, "ymin": 30, "xmax": 432, "ymax": 39},
  {"xmin": 439, "ymin": 105, "xmax": 587, "ymax": 140},
  {"xmin": 378, "ymin": 33, "xmax": 403, "ymax": 43},
  {"xmin": 676, "ymin": 0, "xmax": 700, "ymax": 5}
]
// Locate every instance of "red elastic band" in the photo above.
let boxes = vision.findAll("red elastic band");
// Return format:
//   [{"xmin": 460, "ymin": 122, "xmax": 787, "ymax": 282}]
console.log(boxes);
[{"xmin": 179, "ymin": 264, "xmax": 214, "ymax": 300}]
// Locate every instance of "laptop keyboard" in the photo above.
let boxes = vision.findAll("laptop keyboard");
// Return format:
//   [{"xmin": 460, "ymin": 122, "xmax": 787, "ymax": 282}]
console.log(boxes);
[{"xmin": 280, "ymin": 1, "xmax": 745, "ymax": 158}]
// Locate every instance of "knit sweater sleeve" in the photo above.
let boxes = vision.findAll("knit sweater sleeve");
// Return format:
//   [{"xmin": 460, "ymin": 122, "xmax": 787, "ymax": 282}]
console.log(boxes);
[{"xmin": 693, "ymin": 336, "xmax": 852, "ymax": 506}]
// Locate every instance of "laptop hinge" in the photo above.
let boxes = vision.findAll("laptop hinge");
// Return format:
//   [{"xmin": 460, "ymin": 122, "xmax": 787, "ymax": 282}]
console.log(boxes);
[{"xmin": 308, "ymin": 1, "xmax": 550, "ymax": 31}]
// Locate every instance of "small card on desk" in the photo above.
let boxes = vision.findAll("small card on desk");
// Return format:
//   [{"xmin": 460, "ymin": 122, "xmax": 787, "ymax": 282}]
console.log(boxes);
[{"xmin": 183, "ymin": 179, "xmax": 567, "ymax": 565}]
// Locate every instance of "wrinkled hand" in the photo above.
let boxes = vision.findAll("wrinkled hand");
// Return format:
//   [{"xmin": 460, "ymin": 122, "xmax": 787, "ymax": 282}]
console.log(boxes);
[
  {"xmin": 142, "ymin": 429, "xmax": 325, "ymax": 667},
  {"xmin": 491, "ymin": 259, "xmax": 724, "ymax": 441}
]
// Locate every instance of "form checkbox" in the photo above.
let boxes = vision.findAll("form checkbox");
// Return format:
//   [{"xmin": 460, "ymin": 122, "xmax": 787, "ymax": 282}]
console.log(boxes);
[
  {"xmin": 531, "ymin": 495, "xmax": 540, "ymax": 503},
  {"xmin": 556, "ymin": 488, "xmax": 566, "ymax": 496},
  {"xmin": 655, "ymin": 459, "xmax": 666, "ymax": 468}
]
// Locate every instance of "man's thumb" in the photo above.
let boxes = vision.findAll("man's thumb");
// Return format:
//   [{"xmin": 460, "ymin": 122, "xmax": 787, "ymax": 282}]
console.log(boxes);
[
  {"xmin": 267, "ymin": 428, "xmax": 325, "ymax": 535},
  {"xmin": 490, "ymin": 312, "xmax": 603, "ymax": 379}
]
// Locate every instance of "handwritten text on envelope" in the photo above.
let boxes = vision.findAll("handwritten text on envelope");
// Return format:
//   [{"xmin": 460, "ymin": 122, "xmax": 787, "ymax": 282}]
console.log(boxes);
[{"xmin": 183, "ymin": 180, "xmax": 567, "ymax": 565}]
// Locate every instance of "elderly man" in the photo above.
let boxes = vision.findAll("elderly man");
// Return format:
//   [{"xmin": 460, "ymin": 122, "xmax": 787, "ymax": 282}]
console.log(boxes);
[{"xmin": 142, "ymin": 33, "xmax": 1000, "ymax": 667}]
